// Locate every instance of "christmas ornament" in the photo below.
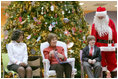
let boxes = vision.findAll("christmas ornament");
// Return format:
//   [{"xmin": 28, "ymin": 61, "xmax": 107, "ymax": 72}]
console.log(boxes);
[
  {"xmin": 37, "ymin": 20, "xmax": 41, "ymax": 24},
  {"xmin": 4, "ymin": 30, "xmax": 8, "ymax": 36},
  {"xmin": 51, "ymin": 16, "xmax": 53, "ymax": 18},
  {"xmin": 44, "ymin": 14, "xmax": 46, "ymax": 17},
  {"xmin": 33, "ymin": 17, "xmax": 41, "ymax": 24},
  {"xmin": 79, "ymin": 29, "xmax": 83, "ymax": 33},
  {"xmin": 27, "ymin": 15, "xmax": 30, "ymax": 22},
  {"xmin": 67, "ymin": 42, "xmax": 74, "ymax": 48},
  {"xmin": 78, "ymin": 9, "xmax": 80, "ymax": 12},
  {"xmin": 4, "ymin": 36, "xmax": 8, "ymax": 40},
  {"xmin": 49, "ymin": 24, "xmax": 53, "ymax": 31},
  {"xmin": 41, "ymin": 7, "xmax": 44, "ymax": 10},
  {"xmin": 44, "ymin": 12, "xmax": 46, "ymax": 14},
  {"xmin": 52, "ymin": 22, "xmax": 56, "ymax": 26},
  {"xmin": 27, "ymin": 35, "xmax": 31, "ymax": 39},
  {"xmin": 45, "ymin": 22, "xmax": 47, "ymax": 24},
  {"xmin": 68, "ymin": 10, "xmax": 70, "ymax": 13},
  {"xmin": 19, "ymin": 16, "xmax": 22, "ymax": 22},
  {"xmin": 41, "ymin": 12, "xmax": 43, "ymax": 15},
  {"xmin": 83, "ymin": 36, "xmax": 86, "ymax": 40},
  {"xmin": 31, "ymin": 1, "xmax": 35, "ymax": 6},
  {"xmin": 5, "ymin": 13, "xmax": 9, "ymax": 17},
  {"xmin": 33, "ymin": 17, "xmax": 38, "ymax": 22},
  {"xmin": 72, "ymin": 27, "xmax": 76, "ymax": 35},
  {"xmin": 63, "ymin": 18, "xmax": 69, "ymax": 23},
  {"xmin": 13, "ymin": 28, "xmax": 16, "ymax": 31},
  {"xmin": 13, "ymin": 20, "xmax": 16, "ymax": 25},
  {"xmin": 64, "ymin": 30, "xmax": 70, "ymax": 36},
  {"xmin": 83, "ymin": 41, "xmax": 86, "ymax": 43},
  {"xmin": 50, "ymin": 5, "xmax": 54, "ymax": 11},
  {"xmin": 72, "ymin": 10, "xmax": 74, "ymax": 13},
  {"xmin": 60, "ymin": 34, "xmax": 62, "ymax": 37},
  {"xmin": 65, "ymin": 8, "xmax": 68, "ymax": 11},
  {"xmin": 62, "ymin": 11, "xmax": 65, "ymax": 14},
  {"xmin": 20, "ymin": 19, "xmax": 26, "ymax": 25},
  {"xmin": 54, "ymin": 14, "xmax": 57, "ymax": 18},
  {"xmin": 31, "ymin": 48, "xmax": 36, "ymax": 55},
  {"xmin": 82, "ymin": 43, "xmax": 86, "ymax": 48},
  {"xmin": 37, "ymin": 36, "xmax": 41, "ymax": 42},
  {"xmin": 69, "ymin": 50, "xmax": 74, "ymax": 53},
  {"xmin": 6, "ymin": 44, "xmax": 8, "ymax": 49},
  {"xmin": 41, "ymin": 7, "xmax": 44, "ymax": 15}
]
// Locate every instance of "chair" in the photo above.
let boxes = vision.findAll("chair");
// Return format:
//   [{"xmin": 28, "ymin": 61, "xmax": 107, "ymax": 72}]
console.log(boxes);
[
  {"xmin": 2, "ymin": 53, "xmax": 18, "ymax": 78},
  {"xmin": 80, "ymin": 50, "xmax": 85, "ymax": 78},
  {"xmin": 40, "ymin": 41, "xmax": 77, "ymax": 78}
]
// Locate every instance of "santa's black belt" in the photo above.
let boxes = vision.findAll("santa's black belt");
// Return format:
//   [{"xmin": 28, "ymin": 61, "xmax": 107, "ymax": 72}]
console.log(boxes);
[{"xmin": 97, "ymin": 39, "xmax": 113, "ymax": 43}]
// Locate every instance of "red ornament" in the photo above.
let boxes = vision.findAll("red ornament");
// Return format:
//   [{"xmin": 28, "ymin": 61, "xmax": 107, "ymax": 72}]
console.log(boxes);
[
  {"xmin": 19, "ymin": 16, "xmax": 22, "ymax": 22},
  {"xmin": 44, "ymin": 12, "xmax": 46, "ymax": 14},
  {"xmin": 54, "ymin": 14, "xmax": 57, "ymax": 18},
  {"xmin": 83, "ymin": 41, "xmax": 85, "ymax": 43},
  {"xmin": 72, "ymin": 10, "xmax": 74, "ymax": 13},
  {"xmin": 72, "ymin": 27, "xmax": 76, "ymax": 34},
  {"xmin": 79, "ymin": 30, "xmax": 82, "ymax": 33},
  {"xmin": 34, "ymin": 33, "xmax": 37, "ymax": 36}
]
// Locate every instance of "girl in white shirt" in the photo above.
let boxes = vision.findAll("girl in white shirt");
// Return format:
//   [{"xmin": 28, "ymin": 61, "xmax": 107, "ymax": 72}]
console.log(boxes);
[{"xmin": 7, "ymin": 30, "xmax": 32, "ymax": 78}]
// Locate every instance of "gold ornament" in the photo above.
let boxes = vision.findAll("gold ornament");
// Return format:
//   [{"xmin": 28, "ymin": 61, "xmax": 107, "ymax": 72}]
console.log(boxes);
[{"xmin": 18, "ymin": 26, "xmax": 22, "ymax": 28}]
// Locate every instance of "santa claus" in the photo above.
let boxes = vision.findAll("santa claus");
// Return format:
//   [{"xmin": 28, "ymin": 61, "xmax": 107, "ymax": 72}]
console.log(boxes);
[{"xmin": 91, "ymin": 7, "xmax": 117, "ymax": 78}]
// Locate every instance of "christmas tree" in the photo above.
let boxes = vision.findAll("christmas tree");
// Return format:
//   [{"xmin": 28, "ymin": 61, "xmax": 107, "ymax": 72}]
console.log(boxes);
[{"xmin": 2, "ymin": 1, "xmax": 90, "ymax": 77}]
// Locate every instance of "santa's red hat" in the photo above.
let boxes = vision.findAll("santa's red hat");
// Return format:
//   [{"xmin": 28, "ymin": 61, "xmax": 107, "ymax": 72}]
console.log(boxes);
[{"xmin": 95, "ymin": 7, "xmax": 107, "ymax": 16}]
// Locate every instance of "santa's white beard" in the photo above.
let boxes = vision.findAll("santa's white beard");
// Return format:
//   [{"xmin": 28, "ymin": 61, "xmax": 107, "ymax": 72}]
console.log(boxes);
[{"xmin": 93, "ymin": 15, "xmax": 112, "ymax": 40}]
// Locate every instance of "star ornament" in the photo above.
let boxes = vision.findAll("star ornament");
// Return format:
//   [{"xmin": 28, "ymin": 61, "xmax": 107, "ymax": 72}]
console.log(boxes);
[{"xmin": 29, "ymin": 23, "xmax": 35, "ymax": 29}]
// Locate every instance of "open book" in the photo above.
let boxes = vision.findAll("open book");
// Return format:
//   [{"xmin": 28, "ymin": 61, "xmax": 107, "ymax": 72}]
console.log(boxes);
[{"xmin": 59, "ymin": 61, "xmax": 69, "ymax": 64}]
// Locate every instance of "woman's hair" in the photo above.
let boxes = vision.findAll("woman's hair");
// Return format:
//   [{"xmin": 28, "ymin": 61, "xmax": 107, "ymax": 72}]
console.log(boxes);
[
  {"xmin": 11, "ymin": 29, "xmax": 24, "ymax": 41},
  {"xmin": 87, "ymin": 35, "xmax": 95, "ymax": 43},
  {"xmin": 47, "ymin": 33, "xmax": 57, "ymax": 43}
]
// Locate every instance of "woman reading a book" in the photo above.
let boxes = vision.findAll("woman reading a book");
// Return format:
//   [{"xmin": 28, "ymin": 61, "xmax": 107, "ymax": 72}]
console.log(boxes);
[{"xmin": 43, "ymin": 33, "xmax": 72, "ymax": 78}]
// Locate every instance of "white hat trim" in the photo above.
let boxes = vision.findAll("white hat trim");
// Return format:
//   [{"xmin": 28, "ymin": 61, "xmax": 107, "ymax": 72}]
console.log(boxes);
[
  {"xmin": 112, "ymin": 68, "xmax": 117, "ymax": 71},
  {"xmin": 96, "ymin": 11, "xmax": 107, "ymax": 16}
]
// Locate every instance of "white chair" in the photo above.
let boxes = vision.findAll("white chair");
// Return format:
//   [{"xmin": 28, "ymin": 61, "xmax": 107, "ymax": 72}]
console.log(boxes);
[{"xmin": 40, "ymin": 41, "xmax": 77, "ymax": 78}]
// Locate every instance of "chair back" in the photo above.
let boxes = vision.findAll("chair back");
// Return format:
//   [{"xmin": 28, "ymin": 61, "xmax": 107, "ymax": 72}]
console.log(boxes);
[
  {"xmin": 40, "ymin": 41, "xmax": 67, "ymax": 60},
  {"xmin": 2, "ymin": 53, "xmax": 9, "ymax": 72}
]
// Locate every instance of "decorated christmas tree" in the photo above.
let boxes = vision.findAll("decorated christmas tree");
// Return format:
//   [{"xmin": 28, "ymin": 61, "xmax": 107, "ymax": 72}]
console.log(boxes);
[{"xmin": 2, "ymin": 1, "xmax": 90, "ymax": 77}]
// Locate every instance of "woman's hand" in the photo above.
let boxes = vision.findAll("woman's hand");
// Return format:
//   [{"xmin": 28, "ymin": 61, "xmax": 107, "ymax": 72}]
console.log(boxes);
[
  {"xmin": 49, "ymin": 50, "xmax": 55, "ymax": 57},
  {"xmin": 57, "ymin": 53, "xmax": 64, "ymax": 59},
  {"xmin": 19, "ymin": 62, "xmax": 26, "ymax": 67}
]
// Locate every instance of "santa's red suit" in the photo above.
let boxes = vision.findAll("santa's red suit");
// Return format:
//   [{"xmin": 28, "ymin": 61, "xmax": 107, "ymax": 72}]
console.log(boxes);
[{"xmin": 91, "ymin": 7, "xmax": 117, "ymax": 73}]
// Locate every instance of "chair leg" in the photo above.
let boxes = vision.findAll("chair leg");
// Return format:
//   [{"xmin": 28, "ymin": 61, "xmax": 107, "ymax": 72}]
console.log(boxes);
[
  {"xmin": 3, "ymin": 68, "xmax": 5, "ymax": 78},
  {"xmin": 81, "ymin": 64, "xmax": 85, "ymax": 78},
  {"xmin": 13, "ymin": 73, "xmax": 14, "ymax": 78},
  {"xmin": 71, "ymin": 74, "xmax": 74, "ymax": 78},
  {"xmin": 44, "ymin": 72, "xmax": 49, "ymax": 78}
]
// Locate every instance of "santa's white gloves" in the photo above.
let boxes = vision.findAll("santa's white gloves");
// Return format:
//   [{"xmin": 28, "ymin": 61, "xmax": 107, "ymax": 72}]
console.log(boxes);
[{"xmin": 114, "ymin": 43, "xmax": 117, "ymax": 48}]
